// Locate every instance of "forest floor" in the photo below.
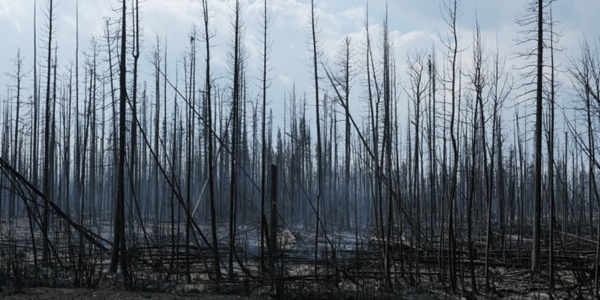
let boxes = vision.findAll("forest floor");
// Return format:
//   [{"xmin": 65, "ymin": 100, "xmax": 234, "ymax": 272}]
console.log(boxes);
[
  {"xmin": 0, "ymin": 286, "xmax": 577, "ymax": 300},
  {"xmin": 0, "ymin": 287, "xmax": 267, "ymax": 300},
  {"xmin": 1, "ymin": 220, "xmax": 599, "ymax": 299}
]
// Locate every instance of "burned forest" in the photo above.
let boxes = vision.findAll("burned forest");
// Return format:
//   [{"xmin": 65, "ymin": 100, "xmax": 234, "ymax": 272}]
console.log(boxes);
[{"xmin": 1, "ymin": 0, "xmax": 600, "ymax": 299}]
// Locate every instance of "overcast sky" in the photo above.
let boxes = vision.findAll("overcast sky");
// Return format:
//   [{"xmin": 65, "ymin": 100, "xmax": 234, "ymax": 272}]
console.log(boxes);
[{"xmin": 0, "ymin": 0, "xmax": 599, "ymax": 135}]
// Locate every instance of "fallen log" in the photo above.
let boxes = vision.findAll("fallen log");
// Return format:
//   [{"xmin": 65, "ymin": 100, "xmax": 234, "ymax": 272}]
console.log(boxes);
[{"xmin": 0, "ymin": 157, "xmax": 110, "ymax": 252}]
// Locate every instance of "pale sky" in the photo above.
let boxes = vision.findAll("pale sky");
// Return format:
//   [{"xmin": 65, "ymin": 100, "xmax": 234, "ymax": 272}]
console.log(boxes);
[{"xmin": 0, "ymin": 0, "xmax": 598, "ymax": 137}]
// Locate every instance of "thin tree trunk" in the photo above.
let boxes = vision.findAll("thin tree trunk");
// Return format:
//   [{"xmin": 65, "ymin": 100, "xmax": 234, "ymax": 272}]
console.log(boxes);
[
  {"xmin": 309, "ymin": 0, "xmax": 323, "ymax": 281},
  {"xmin": 42, "ymin": 0, "xmax": 55, "ymax": 265},
  {"xmin": 201, "ymin": 0, "xmax": 221, "ymax": 284},
  {"xmin": 109, "ymin": 0, "xmax": 129, "ymax": 285},
  {"xmin": 531, "ymin": 0, "xmax": 544, "ymax": 273}
]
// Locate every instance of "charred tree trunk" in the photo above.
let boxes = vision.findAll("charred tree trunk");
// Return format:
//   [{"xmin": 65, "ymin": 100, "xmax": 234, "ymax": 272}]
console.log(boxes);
[
  {"xmin": 109, "ymin": 0, "xmax": 129, "ymax": 285},
  {"xmin": 531, "ymin": 0, "xmax": 544, "ymax": 273}
]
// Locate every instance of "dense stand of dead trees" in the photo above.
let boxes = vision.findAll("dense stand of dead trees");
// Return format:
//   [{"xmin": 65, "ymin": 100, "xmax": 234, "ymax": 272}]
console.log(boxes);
[{"xmin": 2, "ymin": 0, "xmax": 600, "ymax": 298}]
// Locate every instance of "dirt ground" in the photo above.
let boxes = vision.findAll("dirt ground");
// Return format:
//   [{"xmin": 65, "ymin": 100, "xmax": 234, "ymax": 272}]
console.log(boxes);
[{"xmin": 1, "ymin": 288, "xmax": 269, "ymax": 300}]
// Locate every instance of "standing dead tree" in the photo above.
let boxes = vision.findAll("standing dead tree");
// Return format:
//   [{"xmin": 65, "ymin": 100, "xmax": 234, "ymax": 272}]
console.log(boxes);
[
  {"xmin": 41, "ymin": 0, "xmax": 57, "ymax": 265},
  {"xmin": 227, "ymin": 0, "xmax": 245, "ymax": 279},
  {"xmin": 109, "ymin": 0, "xmax": 130, "ymax": 286},
  {"xmin": 568, "ymin": 38, "xmax": 600, "ymax": 296},
  {"xmin": 440, "ymin": 0, "xmax": 461, "ymax": 291},
  {"xmin": 6, "ymin": 49, "xmax": 28, "ymax": 221},
  {"xmin": 309, "ymin": 0, "xmax": 323, "ymax": 281},
  {"xmin": 515, "ymin": 0, "xmax": 550, "ymax": 273},
  {"xmin": 200, "ymin": 0, "xmax": 222, "ymax": 284},
  {"xmin": 258, "ymin": 0, "xmax": 273, "ymax": 275},
  {"xmin": 406, "ymin": 50, "xmax": 428, "ymax": 285},
  {"xmin": 531, "ymin": 0, "xmax": 544, "ymax": 274}
]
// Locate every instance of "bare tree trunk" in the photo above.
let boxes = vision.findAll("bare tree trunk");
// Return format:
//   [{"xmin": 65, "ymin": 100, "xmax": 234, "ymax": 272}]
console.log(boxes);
[
  {"xmin": 531, "ymin": 0, "xmax": 544, "ymax": 273},
  {"xmin": 269, "ymin": 163, "xmax": 278, "ymax": 271},
  {"xmin": 130, "ymin": 0, "xmax": 140, "ymax": 235},
  {"xmin": 382, "ymin": 8, "xmax": 394, "ymax": 290},
  {"xmin": 259, "ymin": 0, "xmax": 272, "ymax": 275},
  {"xmin": 547, "ymin": 6, "xmax": 557, "ymax": 291},
  {"xmin": 407, "ymin": 51, "xmax": 427, "ymax": 286},
  {"xmin": 470, "ymin": 22, "xmax": 488, "ymax": 293},
  {"xmin": 185, "ymin": 28, "xmax": 197, "ymax": 284},
  {"xmin": 109, "ymin": 0, "xmax": 129, "ymax": 285},
  {"xmin": 466, "ymin": 28, "xmax": 481, "ymax": 290},
  {"xmin": 309, "ymin": 0, "xmax": 323, "ymax": 281},
  {"xmin": 42, "ymin": 0, "xmax": 56, "ymax": 265},
  {"xmin": 228, "ymin": 0, "xmax": 243, "ymax": 279},
  {"xmin": 442, "ymin": 0, "xmax": 460, "ymax": 291},
  {"xmin": 31, "ymin": 0, "xmax": 40, "ymax": 271},
  {"xmin": 427, "ymin": 53, "xmax": 439, "ymax": 280},
  {"xmin": 9, "ymin": 50, "xmax": 25, "ymax": 222},
  {"xmin": 200, "ymin": 0, "xmax": 221, "ymax": 284},
  {"xmin": 153, "ymin": 37, "xmax": 161, "ymax": 227}
]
